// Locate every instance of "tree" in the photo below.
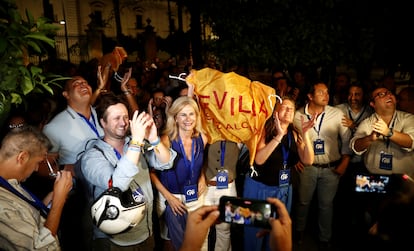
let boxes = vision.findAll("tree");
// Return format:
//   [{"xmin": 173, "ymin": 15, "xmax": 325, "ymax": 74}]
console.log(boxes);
[
  {"xmin": 0, "ymin": 0, "xmax": 66, "ymax": 127},
  {"xmin": 198, "ymin": 0, "xmax": 413, "ymax": 81}
]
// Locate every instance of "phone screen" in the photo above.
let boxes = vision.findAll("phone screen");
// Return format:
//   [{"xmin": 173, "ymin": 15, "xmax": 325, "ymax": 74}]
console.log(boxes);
[
  {"xmin": 355, "ymin": 174, "xmax": 390, "ymax": 193},
  {"xmin": 218, "ymin": 196, "xmax": 276, "ymax": 228}
]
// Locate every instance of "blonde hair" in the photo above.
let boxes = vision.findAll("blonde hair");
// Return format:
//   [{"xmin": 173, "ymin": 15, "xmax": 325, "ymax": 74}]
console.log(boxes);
[{"xmin": 164, "ymin": 96, "xmax": 204, "ymax": 140}]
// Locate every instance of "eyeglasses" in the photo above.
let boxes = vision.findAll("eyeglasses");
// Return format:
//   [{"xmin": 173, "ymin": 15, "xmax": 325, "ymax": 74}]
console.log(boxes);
[
  {"xmin": 8, "ymin": 123, "xmax": 24, "ymax": 129},
  {"xmin": 372, "ymin": 90, "xmax": 392, "ymax": 100}
]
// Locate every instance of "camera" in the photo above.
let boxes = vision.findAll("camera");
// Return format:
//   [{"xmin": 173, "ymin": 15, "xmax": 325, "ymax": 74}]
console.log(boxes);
[
  {"xmin": 355, "ymin": 174, "xmax": 390, "ymax": 194},
  {"xmin": 218, "ymin": 196, "xmax": 277, "ymax": 228}
]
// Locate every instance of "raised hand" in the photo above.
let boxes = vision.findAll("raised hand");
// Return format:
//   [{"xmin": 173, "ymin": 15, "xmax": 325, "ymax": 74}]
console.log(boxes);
[
  {"xmin": 341, "ymin": 115, "xmax": 355, "ymax": 129},
  {"xmin": 120, "ymin": 67, "xmax": 132, "ymax": 92},
  {"xmin": 129, "ymin": 111, "xmax": 151, "ymax": 144},
  {"xmin": 97, "ymin": 64, "xmax": 111, "ymax": 90},
  {"xmin": 273, "ymin": 112, "xmax": 284, "ymax": 137},
  {"xmin": 372, "ymin": 117, "xmax": 389, "ymax": 137},
  {"xmin": 301, "ymin": 114, "xmax": 316, "ymax": 135}
]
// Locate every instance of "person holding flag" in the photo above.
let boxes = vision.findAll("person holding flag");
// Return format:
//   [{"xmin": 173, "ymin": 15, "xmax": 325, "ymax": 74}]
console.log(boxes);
[{"xmin": 243, "ymin": 96, "xmax": 315, "ymax": 251}]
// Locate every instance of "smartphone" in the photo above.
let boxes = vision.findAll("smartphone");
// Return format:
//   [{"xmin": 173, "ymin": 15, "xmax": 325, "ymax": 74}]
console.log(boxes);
[
  {"xmin": 218, "ymin": 196, "xmax": 277, "ymax": 228},
  {"xmin": 355, "ymin": 174, "xmax": 390, "ymax": 194}
]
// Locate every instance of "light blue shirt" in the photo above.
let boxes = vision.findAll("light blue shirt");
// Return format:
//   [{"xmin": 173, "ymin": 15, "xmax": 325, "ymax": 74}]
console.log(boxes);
[
  {"xmin": 78, "ymin": 138, "xmax": 176, "ymax": 245},
  {"xmin": 43, "ymin": 106, "xmax": 104, "ymax": 165}
]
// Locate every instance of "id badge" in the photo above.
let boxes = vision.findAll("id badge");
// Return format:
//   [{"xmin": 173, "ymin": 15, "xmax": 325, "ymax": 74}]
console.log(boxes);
[
  {"xmin": 184, "ymin": 184, "xmax": 198, "ymax": 202},
  {"xmin": 279, "ymin": 169, "xmax": 290, "ymax": 187},
  {"xmin": 216, "ymin": 169, "xmax": 229, "ymax": 189},
  {"xmin": 379, "ymin": 151, "xmax": 393, "ymax": 170},
  {"xmin": 314, "ymin": 139, "xmax": 325, "ymax": 155}
]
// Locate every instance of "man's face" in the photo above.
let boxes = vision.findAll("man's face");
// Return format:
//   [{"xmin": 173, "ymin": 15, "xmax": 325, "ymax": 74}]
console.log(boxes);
[
  {"xmin": 276, "ymin": 78, "xmax": 288, "ymax": 92},
  {"xmin": 397, "ymin": 89, "xmax": 410, "ymax": 112},
  {"xmin": 370, "ymin": 88, "xmax": 396, "ymax": 112},
  {"xmin": 335, "ymin": 75, "xmax": 349, "ymax": 90},
  {"xmin": 128, "ymin": 79, "xmax": 139, "ymax": 96},
  {"xmin": 153, "ymin": 91, "xmax": 165, "ymax": 108},
  {"xmin": 101, "ymin": 103, "xmax": 130, "ymax": 140},
  {"xmin": 153, "ymin": 109, "xmax": 165, "ymax": 129},
  {"xmin": 309, "ymin": 83, "xmax": 329, "ymax": 106},
  {"xmin": 64, "ymin": 76, "xmax": 92, "ymax": 104},
  {"xmin": 348, "ymin": 86, "xmax": 364, "ymax": 109},
  {"xmin": 21, "ymin": 151, "xmax": 47, "ymax": 182}
]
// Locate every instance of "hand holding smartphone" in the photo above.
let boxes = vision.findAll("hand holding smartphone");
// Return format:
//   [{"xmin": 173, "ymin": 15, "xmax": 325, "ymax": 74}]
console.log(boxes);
[{"xmin": 218, "ymin": 196, "xmax": 277, "ymax": 228}]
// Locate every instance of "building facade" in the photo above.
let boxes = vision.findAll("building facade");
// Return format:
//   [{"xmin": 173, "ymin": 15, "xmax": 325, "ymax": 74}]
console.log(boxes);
[{"xmin": 16, "ymin": 0, "xmax": 191, "ymax": 65}]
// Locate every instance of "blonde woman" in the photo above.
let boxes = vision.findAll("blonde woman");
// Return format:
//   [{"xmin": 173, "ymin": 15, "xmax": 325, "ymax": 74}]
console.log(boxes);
[{"xmin": 150, "ymin": 96, "xmax": 208, "ymax": 251}]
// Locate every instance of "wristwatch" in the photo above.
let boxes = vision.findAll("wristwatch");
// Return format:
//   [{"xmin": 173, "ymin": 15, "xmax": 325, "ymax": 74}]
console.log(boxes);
[{"xmin": 386, "ymin": 128, "xmax": 393, "ymax": 138}]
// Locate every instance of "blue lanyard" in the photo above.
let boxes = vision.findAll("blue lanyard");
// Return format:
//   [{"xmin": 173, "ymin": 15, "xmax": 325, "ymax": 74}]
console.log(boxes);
[
  {"xmin": 0, "ymin": 176, "xmax": 49, "ymax": 218},
  {"xmin": 308, "ymin": 112, "xmax": 325, "ymax": 138},
  {"xmin": 348, "ymin": 106, "xmax": 366, "ymax": 124},
  {"xmin": 220, "ymin": 141, "xmax": 226, "ymax": 168},
  {"xmin": 113, "ymin": 148, "xmax": 122, "ymax": 160},
  {"xmin": 281, "ymin": 131, "xmax": 292, "ymax": 168},
  {"xmin": 78, "ymin": 112, "xmax": 100, "ymax": 137},
  {"xmin": 179, "ymin": 138, "xmax": 195, "ymax": 182},
  {"xmin": 386, "ymin": 115, "xmax": 396, "ymax": 148}
]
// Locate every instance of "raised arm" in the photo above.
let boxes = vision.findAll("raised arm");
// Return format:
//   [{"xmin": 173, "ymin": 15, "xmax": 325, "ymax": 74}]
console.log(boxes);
[
  {"xmin": 91, "ymin": 64, "xmax": 110, "ymax": 105},
  {"xmin": 296, "ymin": 115, "xmax": 315, "ymax": 166},
  {"xmin": 255, "ymin": 113, "xmax": 285, "ymax": 165},
  {"xmin": 119, "ymin": 68, "xmax": 139, "ymax": 113}
]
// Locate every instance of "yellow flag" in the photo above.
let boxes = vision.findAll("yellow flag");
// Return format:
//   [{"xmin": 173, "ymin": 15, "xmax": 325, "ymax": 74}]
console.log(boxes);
[{"xmin": 186, "ymin": 68, "xmax": 276, "ymax": 165}]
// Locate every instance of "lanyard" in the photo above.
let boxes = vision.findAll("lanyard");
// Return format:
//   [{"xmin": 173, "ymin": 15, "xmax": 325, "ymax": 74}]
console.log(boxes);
[
  {"xmin": 348, "ymin": 106, "xmax": 366, "ymax": 124},
  {"xmin": 385, "ymin": 115, "xmax": 396, "ymax": 148},
  {"xmin": 113, "ymin": 148, "xmax": 122, "ymax": 160},
  {"xmin": 220, "ymin": 141, "xmax": 226, "ymax": 168},
  {"xmin": 0, "ymin": 176, "xmax": 49, "ymax": 218},
  {"xmin": 281, "ymin": 131, "xmax": 292, "ymax": 169},
  {"xmin": 179, "ymin": 138, "xmax": 195, "ymax": 182},
  {"xmin": 78, "ymin": 112, "xmax": 100, "ymax": 137},
  {"xmin": 108, "ymin": 148, "xmax": 121, "ymax": 188},
  {"xmin": 308, "ymin": 112, "xmax": 325, "ymax": 138}
]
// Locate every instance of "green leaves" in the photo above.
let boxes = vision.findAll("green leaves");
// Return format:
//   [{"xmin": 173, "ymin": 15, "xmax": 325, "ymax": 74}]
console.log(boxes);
[
  {"xmin": 25, "ymin": 34, "xmax": 55, "ymax": 47},
  {"xmin": 0, "ymin": 0, "xmax": 66, "ymax": 127}
]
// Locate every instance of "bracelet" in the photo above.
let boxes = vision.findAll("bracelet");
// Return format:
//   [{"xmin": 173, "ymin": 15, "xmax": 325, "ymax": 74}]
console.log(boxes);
[
  {"xmin": 149, "ymin": 137, "xmax": 161, "ymax": 146},
  {"xmin": 273, "ymin": 137, "xmax": 281, "ymax": 144},
  {"xmin": 128, "ymin": 146, "xmax": 141, "ymax": 152},
  {"xmin": 99, "ymin": 89, "xmax": 108, "ymax": 93},
  {"xmin": 130, "ymin": 139, "xmax": 144, "ymax": 147},
  {"xmin": 123, "ymin": 90, "xmax": 132, "ymax": 95}
]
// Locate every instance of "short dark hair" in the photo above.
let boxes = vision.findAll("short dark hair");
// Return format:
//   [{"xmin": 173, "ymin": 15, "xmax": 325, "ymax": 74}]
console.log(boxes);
[{"xmin": 94, "ymin": 93, "xmax": 129, "ymax": 127}]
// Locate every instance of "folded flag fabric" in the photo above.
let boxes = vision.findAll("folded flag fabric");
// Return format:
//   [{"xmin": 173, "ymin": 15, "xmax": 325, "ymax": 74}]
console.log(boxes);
[{"xmin": 186, "ymin": 67, "xmax": 277, "ymax": 165}]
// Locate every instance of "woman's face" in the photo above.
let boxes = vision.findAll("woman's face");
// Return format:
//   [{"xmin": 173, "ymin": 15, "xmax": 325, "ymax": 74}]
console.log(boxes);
[
  {"xmin": 176, "ymin": 104, "xmax": 197, "ymax": 132},
  {"xmin": 276, "ymin": 99, "xmax": 295, "ymax": 123}
]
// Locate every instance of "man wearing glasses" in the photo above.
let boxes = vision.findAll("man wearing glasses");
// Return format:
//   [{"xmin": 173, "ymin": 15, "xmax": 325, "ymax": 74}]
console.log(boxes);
[
  {"xmin": 350, "ymin": 87, "xmax": 414, "ymax": 176},
  {"xmin": 350, "ymin": 87, "xmax": 414, "ymax": 238}
]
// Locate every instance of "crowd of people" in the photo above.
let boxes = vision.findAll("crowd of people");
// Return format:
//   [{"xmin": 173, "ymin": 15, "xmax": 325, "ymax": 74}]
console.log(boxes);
[{"xmin": 1, "ymin": 57, "xmax": 414, "ymax": 251}]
